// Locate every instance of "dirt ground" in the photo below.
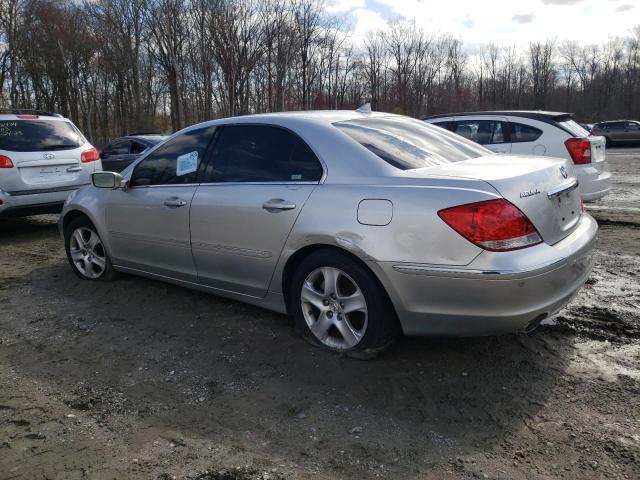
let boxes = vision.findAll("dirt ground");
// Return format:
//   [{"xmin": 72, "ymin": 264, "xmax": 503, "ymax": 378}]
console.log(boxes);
[{"xmin": 1, "ymin": 150, "xmax": 639, "ymax": 480}]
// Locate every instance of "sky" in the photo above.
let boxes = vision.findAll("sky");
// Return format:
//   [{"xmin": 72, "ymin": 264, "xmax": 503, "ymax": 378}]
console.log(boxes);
[{"xmin": 325, "ymin": 0, "xmax": 639, "ymax": 47}]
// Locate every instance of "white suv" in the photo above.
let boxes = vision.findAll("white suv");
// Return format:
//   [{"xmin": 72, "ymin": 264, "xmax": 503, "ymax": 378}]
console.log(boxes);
[
  {"xmin": 0, "ymin": 110, "xmax": 102, "ymax": 216},
  {"xmin": 424, "ymin": 111, "xmax": 611, "ymax": 201}
]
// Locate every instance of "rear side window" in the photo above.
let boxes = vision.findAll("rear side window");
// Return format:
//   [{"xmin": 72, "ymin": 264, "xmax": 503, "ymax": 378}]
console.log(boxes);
[
  {"xmin": 509, "ymin": 123, "xmax": 543, "ymax": 143},
  {"xmin": 335, "ymin": 116, "xmax": 490, "ymax": 170},
  {"xmin": 452, "ymin": 120, "xmax": 506, "ymax": 145},
  {"xmin": 103, "ymin": 140, "xmax": 130, "ymax": 156},
  {"xmin": 204, "ymin": 125, "xmax": 323, "ymax": 183},
  {"xmin": 130, "ymin": 126, "xmax": 216, "ymax": 187},
  {"xmin": 0, "ymin": 119, "xmax": 84, "ymax": 152},
  {"xmin": 131, "ymin": 141, "xmax": 147, "ymax": 154},
  {"xmin": 626, "ymin": 122, "xmax": 640, "ymax": 131}
]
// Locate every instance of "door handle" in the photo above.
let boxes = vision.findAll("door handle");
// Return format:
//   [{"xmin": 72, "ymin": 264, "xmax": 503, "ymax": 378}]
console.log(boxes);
[
  {"xmin": 67, "ymin": 166, "xmax": 82, "ymax": 172},
  {"xmin": 164, "ymin": 198, "xmax": 187, "ymax": 208},
  {"xmin": 262, "ymin": 198, "xmax": 296, "ymax": 212}
]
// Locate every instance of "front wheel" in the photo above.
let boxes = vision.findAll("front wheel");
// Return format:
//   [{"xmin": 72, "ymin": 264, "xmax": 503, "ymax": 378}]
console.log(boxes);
[
  {"xmin": 290, "ymin": 249, "xmax": 399, "ymax": 358},
  {"xmin": 604, "ymin": 136, "xmax": 612, "ymax": 148},
  {"xmin": 64, "ymin": 216, "xmax": 118, "ymax": 281}
]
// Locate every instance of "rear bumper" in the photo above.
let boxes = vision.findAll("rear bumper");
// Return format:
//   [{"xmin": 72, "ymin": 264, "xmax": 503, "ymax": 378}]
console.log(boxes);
[
  {"xmin": 0, "ymin": 186, "xmax": 85, "ymax": 216},
  {"xmin": 577, "ymin": 163, "xmax": 611, "ymax": 202},
  {"xmin": 374, "ymin": 213, "xmax": 597, "ymax": 336}
]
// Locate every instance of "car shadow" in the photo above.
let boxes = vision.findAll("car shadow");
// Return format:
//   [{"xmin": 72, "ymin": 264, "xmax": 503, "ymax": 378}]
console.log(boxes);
[
  {"xmin": 0, "ymin": 214, "xmax": 60, "ymax": 244},
  {"xmin": 3, "ymin": 259, "xmax": 572, "ymax": 478}
]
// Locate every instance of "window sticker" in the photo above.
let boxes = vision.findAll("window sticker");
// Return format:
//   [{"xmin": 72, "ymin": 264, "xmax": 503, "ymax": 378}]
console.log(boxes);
[
  {"xmin": 176, "ymin": 151, "xmax": 198, "ymax": 176},
  {"xmin": 291, "ymin": 174, "xmax": 302, "ymax": 180}
]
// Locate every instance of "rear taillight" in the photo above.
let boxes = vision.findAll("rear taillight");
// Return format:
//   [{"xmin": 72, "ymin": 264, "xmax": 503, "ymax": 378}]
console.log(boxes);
[
  {"xmin": 565, "ymin": 138, "xmax": 591, "ymax": 164},
  {"xmin": 0, "ymin": 155, "xmax": 14, "ymax": 168},
  {"xmin": 438, "ymin": 198, "xmax": 543, "ymax": 252},
  {"xmin": 81, "ymin": 147, "xmax": 100, "ymax": 163}
]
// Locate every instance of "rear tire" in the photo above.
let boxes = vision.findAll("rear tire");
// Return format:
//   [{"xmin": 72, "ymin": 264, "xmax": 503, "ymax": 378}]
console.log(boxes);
[
  {"xmin": 290, "ymin": 249, "xmax": 399, "ymax": 359},
  {"xmin": 64, "ymin": 216, "xmax": 118, "ymax": 281}
]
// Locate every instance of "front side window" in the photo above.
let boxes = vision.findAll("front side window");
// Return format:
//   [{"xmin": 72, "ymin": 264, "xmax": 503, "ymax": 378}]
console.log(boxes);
[
  {"xmin": 334, "ymin": 116, "xmax": 490, "ymax": 170},
  {"xmin": 0, "ymin": 119, "xmax": 84, "ymax": 152},
  {"xmin": 130, "ymin": 126, "xmax": 216, "ymax": 187},
  {"xmin": 453, "ymin": 120, "xmax": 506, "ymax": 145},
  {"xmin": 204, "ymin": 125, "xmax": 323, "ymax": 183},
  {"xmin": 509, "ymin": 122, "xmax": 543, "ymax": 143}
]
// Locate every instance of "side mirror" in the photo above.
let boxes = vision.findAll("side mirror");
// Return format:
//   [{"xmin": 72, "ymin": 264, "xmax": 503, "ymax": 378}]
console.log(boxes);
[{"xmin": 92, "ymin": 171, "xmax": 126, "ymax": 189}]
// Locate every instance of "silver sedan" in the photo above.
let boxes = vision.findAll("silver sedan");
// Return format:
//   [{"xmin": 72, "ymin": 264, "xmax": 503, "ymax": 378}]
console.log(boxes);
[{"xmin": 59, "ymin": 111, "xmax": 597, "ymax": 357}]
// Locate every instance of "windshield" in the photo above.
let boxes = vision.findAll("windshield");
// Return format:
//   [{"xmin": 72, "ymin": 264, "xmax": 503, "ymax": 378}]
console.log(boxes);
[
  {"xmin": 0, "ymin": 119, "xmax": 85, "ymax": 152},
  {"xmin": 334, "ymin": 116, "xmax": 490, "ymax": 170}
]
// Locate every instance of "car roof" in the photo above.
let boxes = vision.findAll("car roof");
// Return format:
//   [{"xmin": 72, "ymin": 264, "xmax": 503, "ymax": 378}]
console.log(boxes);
[
  {"xmin": 0, "ymin": 113, "xmax": 68, "ymax": 121},
  {"xmin": 116, "ymin": 134, "xmax": 167, "ymax": 142},
  {"xmin": 424, "ymin": 110, "xmax": 574, "ymax": 122},
  {"xmin": 184, "ymin": 110, "xmax": 402, "ymax": 134},
  {"xmin": 596, "ymin": 120, "xmax": 634, "ymax": 124}
]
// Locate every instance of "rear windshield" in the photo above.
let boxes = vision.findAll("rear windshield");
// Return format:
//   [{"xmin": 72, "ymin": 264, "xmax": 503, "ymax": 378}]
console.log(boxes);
[
  {"xmin": 334, "ymin": 116, "xmax": 490, "ymax": 170},
  {"xmin": 560, "ymin": 120, "xmax": 590, "ymax": 137},
  {"xmin": 0, "ymin": 119, "xmax": 85, "ymax": 152}
]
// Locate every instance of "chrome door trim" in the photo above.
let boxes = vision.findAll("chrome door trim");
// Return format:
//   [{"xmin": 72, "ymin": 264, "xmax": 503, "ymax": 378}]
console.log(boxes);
[{"xmin": 547, "ymin": 179, "xmax": 579, "ymax": 198}]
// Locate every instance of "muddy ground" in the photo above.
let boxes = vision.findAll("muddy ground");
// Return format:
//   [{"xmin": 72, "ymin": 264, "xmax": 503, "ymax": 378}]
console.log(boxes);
[{"xmin": 1, "ymin": 149, "xmax": 639, "ymax": 480}]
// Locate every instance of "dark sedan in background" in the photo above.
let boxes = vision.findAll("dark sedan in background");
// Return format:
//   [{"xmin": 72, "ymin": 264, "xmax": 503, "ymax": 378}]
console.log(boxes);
[{"xmin": 100, "ymin": 133, "xmax": 167, "ymax": 172}]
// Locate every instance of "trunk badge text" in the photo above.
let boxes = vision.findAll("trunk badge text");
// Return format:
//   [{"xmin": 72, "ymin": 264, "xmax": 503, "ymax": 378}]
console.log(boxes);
[
  {"xmin": 520, "ymin": 188, "xmax": 541, "ymax": 198},
  {"xmin": 560, "ymin": 166, "xmax": 568, "ymax": 178},
  {"xmin": 43, "ymin": 153, "xmax": 55, "ymax": 160}
]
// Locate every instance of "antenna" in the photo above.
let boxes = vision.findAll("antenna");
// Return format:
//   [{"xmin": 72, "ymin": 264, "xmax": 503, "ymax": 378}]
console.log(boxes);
[{"xmin": 356, "ymin": 102, "xmax": 372, "ymax": 114}]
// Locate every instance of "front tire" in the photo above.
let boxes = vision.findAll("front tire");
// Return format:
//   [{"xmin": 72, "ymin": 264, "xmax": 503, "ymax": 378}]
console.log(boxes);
[
  {"xmin": 64, "ymin": 216, "xmax": 118, "ymax": 281},
  {"xmin": 604, "ymin": 136, "xmax": 612, "ymax": 148},
  {"xmin": 290, "ymin": 249, "xmax": 399, "ymax": 358}
]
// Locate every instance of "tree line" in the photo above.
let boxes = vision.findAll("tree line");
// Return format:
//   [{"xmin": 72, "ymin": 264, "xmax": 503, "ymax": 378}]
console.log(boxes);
[{"xmin": 0, "ymin": 0, "xmax": 638, "ymax": 146}]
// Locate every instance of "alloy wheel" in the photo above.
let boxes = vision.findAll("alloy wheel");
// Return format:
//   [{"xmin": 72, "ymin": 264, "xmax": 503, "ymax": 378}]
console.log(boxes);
[
  {"xmin": 69, "ymin": 227, "xmax": 107, "ymax": 279},
  {"xmin": 300, "ymin": 266, "xmax": 368, "ymax": 350}
]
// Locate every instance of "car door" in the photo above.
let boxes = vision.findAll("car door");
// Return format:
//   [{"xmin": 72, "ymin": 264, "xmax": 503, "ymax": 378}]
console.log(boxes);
[
  {"xmin": 624, "ymin": 121, "xmax": 640, "ymax": 142},
  {"xmin": 100, "ymin": 139, "xmax": 133, "ymax": 173},
  {"xmin": 450, "ymin": 117, "xmax": 511, "ymax": 153},
  {"xmin": 190, "ymin": 124, "xmax": 324, "ymax": 297},
  {"xmin": 105, "ymin": 126, "xmax": 216, "ymax": 281}
]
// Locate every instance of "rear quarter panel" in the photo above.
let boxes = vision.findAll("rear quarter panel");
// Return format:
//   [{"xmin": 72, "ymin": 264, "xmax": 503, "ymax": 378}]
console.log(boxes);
[{"xmin": 269, "ymin": 181, "xmax": 500, "ymax": 295}]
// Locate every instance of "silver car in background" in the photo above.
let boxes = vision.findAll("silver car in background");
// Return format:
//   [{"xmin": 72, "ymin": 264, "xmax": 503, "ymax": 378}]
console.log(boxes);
[
  {"xmin": 0, "ymin": 110, "xmax": 101, "ymax": 216},
  {"xmin": 59, "ymin": 111, "xmax": 597, "ymax": 357}
]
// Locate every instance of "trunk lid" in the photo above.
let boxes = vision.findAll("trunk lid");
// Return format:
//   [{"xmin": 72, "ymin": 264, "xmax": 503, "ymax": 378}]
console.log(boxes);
[
  {"xmin": 426, "ymin": 155, "xmax": 582, "ymax": 245},
  {"xmin": 2, "ymin": 149, "xmax": 87, "ymax": 193}
]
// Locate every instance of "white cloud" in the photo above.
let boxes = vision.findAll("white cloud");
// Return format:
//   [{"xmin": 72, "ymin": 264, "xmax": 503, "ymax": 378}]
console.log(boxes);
[
  {"xmin": 326, "ymin": 0, "xmax": 366, "ymax": 13},
  {"xmin": 350, "ymin": 8, "xmax": 388, "ymax": 43},
  {"xmin": 337, "ymin": 0, "xmax": 639, "ymax": 47}
]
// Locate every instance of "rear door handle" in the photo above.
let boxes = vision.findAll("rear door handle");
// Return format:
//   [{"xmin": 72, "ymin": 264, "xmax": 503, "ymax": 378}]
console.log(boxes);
[
  {"xmin": 67, "ymin": 166, "xmax": 82, "ymax": 172},
  {"xmin": 262, "ymin": 198, "xmax": 296, "ymax": 212},
  {"xmin": 164, "ymin": 198, "xmax": 188, "ymax": 208}
]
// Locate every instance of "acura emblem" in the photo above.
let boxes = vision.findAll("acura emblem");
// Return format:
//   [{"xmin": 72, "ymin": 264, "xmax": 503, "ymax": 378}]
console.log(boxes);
[
  {"xmin": 560, "ymin": 166, "xmax": 568, "ymax": 179},
  {"xmin": 43, "ymin": 153, "xmax": 55, "ymax": 160}
]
